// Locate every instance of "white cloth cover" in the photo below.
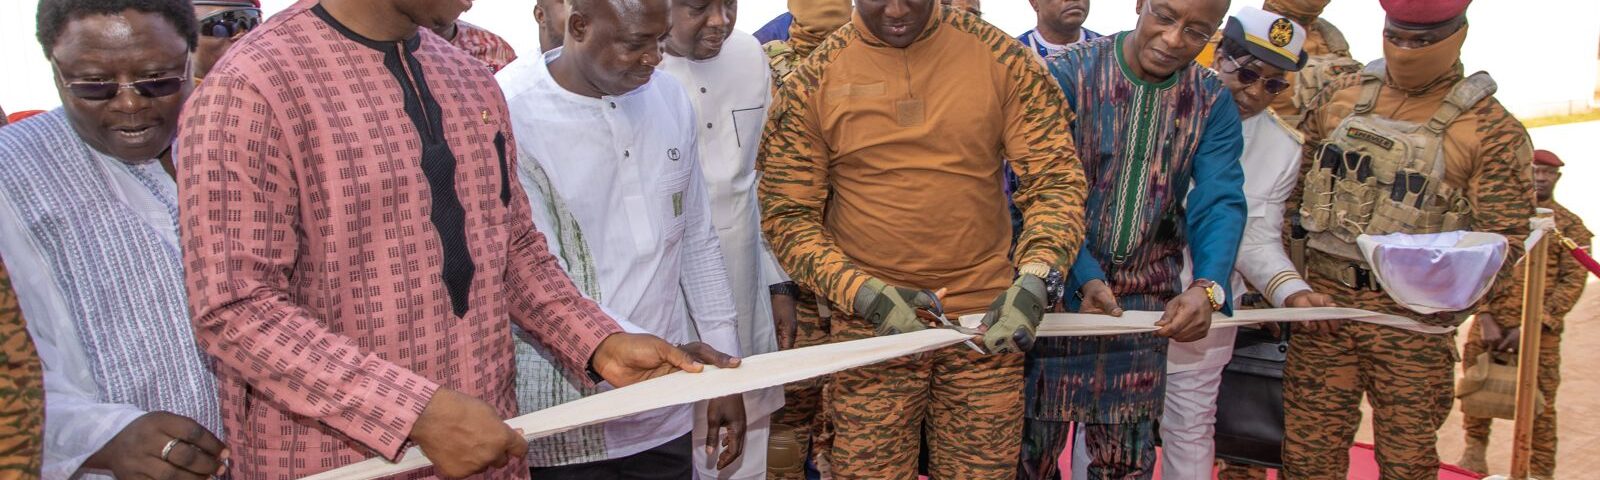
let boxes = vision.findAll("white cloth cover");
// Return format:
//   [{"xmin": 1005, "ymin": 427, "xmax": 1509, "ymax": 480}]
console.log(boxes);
[{"xmin": 1356, "ymin": 231, "xmax": 1508, "ymax": 314}]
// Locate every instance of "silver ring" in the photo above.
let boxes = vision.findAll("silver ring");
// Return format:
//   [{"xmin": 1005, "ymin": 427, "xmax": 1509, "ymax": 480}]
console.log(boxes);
[{"xmin": 160, "ymin": 438, "xmax": 182, "ymax": 462}]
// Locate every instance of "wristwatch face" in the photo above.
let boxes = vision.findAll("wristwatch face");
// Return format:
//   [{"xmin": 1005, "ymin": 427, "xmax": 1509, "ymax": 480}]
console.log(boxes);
[{"xmin": 1208, "ymin": 284, "xmax": 1225, "ymax": 310}]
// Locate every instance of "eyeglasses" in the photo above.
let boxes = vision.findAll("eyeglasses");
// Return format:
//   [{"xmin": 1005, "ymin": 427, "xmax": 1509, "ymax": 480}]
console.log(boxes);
[
  {"xmin": 1221, "ymin": 55, "xmax": 1291, "ymax": 95},
  {"xmin": 200, "ymin": 8, "xmax": 261, "ymax": 38},
  {"xmin": 52, "ymin": 60, "xmax": 191, "ymax": 101},
  {"xmin": 1144, "ymin": 2, "xmax": 1217, "ymax": 45}
]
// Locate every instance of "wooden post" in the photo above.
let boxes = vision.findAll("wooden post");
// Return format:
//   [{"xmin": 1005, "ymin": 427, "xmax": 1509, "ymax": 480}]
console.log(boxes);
[{"xmin": 1510, "ymin": 212, "xmax": 1553, "ymax": 479}]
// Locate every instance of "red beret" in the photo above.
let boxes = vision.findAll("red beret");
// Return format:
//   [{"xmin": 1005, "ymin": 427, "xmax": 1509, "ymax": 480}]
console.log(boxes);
[
  {"xmin": 1379, "ymin": 0, "xmax": 1470, "ymax": 26},
  {"xmin": 1533, "ymin": 149, "xmax": 1564, "ymax": 167}
]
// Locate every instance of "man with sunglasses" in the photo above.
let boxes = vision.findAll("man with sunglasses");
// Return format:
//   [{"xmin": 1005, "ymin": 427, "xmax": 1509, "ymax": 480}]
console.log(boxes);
[
  {"xmin": 0, "ymin": 1, "xmax": 230, "ymax": 479},
  {"xmin": 176, "ymin": 0, "xmax": 725, "ymax": 477},
  {"xmin": 1022, "ymin": 0, "xmax": 1245, "ymax": 477},
  {"xmin": 1284, "ymin": 0, "xmax": 1535, "ymax": 477},
  {"xmin": 1158, "ymin": 8, "xmax": 1341, "ymax": 480},
  {"xmin": 192, "ymin": 1, "xmax": 260, "ymax": 83}
]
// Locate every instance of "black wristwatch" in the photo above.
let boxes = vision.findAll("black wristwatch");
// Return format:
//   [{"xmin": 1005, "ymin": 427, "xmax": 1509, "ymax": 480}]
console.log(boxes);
[{"xmin": 769, "ymin": 281, "xmax": 800, "ymax": 297}]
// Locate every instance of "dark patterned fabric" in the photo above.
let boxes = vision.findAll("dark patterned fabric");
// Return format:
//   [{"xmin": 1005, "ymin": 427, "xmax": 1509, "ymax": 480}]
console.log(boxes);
[
  {"xmin": 1030, "ymin": 34, "xmax": 1244, "ymax": 433},
  {"xmin": 177, "ymin": 1, "xmax": 621, "ymax": 477},
  {"xmin": 1025, "ymin": 295, "xmax": 1170, "ymax": 425}
]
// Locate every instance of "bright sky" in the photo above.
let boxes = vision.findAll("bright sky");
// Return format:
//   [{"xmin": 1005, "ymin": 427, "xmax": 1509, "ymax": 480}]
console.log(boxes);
[{"xmin": 2, "ymin": 1, "xmax": 1596, "ymax": 118}]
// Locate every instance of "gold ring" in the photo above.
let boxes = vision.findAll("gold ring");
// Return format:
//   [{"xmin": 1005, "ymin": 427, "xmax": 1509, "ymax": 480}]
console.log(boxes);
[{"xmin": 160, "ymin": 438, "xmax": 182, "ymax": 463}]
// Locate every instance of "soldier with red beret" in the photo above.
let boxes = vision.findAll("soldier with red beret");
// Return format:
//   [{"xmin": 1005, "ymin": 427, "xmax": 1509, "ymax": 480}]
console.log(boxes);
[
  {"xmin": 1284, "ymin": 0, "xmax": 1539, "ymax": 477},
  {"xmin": 1456, "ymin": 148, "xmax": 1592, "ymax": 477}
]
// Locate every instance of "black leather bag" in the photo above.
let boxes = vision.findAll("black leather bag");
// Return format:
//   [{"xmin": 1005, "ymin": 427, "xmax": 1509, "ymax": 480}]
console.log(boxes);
[{"xmin": 1214, "ymin": 325, "xmax": 1289, "ymax": 468}]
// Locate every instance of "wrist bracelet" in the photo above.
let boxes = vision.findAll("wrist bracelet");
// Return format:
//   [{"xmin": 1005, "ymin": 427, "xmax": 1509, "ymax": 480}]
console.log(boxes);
[{"xmin": 769, "ymin": 281, "xmax": 800, "ymax": 297}]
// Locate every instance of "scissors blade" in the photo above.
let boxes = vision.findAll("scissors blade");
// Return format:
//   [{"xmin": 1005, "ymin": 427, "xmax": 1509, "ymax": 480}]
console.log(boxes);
[{"xmin": 928, "ymin": 295, "xmax": 985, "ymax": 353}]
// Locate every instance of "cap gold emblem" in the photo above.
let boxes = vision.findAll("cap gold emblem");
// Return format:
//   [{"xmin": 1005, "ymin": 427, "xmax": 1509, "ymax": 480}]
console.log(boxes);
[{"xmin": 1269, "ymin": 18, "xmax": 1294, "ymax": 47}]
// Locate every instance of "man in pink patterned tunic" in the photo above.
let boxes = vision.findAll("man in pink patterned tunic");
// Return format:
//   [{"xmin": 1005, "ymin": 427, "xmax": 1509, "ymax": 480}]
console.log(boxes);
[{"xmin": 178, "ymin": 0, "xmax": 715, "ymax": 478}]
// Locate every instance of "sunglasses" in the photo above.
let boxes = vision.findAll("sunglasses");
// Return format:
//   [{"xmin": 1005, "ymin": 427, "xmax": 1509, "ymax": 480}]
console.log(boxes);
[
  {"xmin": 53, "ymin": 60, "xmax": 191, "ymax": 101},
  {"xmin": 200, "ymin": 8, "xmax": 262, "ymax": 38},
  {"xmin": 1221, "ymin": 55, "xmax": 1291, "ymax": 95}
]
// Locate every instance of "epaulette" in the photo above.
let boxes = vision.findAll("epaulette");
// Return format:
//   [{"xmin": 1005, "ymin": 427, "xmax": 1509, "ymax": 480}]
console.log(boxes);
[{"xmin": 1265, "ymin": 109, "xmax": 1305, "ymax": 145}]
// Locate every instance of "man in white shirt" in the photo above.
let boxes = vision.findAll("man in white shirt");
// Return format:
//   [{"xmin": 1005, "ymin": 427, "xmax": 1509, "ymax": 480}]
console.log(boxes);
[
  {"xmin": 0, "ymin": 2, "xmax": 228, "ymax": 479},
  {"xmin": 1161, "ymin": 8, "xmax": 1335, "ymax": 479},
  {"xmin": 498, "ymin": 0, "xmax": 748, "ymax": 477},
  {"xmin": 656, "ymin": 1, "xmax": 788, "ymax": 478}
]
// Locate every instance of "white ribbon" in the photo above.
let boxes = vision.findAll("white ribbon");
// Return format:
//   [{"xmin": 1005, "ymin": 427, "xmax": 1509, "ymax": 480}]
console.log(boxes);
[
  {"xmin": 303, "ymin": 307, "xmax": 1443, "ymax": 480},
  {"xmin": 963, "ymin": 307, "xmax": 1456, "ymax": 336}
]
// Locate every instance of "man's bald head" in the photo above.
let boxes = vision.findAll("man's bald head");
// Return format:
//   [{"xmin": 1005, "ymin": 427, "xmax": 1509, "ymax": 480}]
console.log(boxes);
[{"xmin": 554, "ymin": 0, "xmax": 670, "ymax": 97}]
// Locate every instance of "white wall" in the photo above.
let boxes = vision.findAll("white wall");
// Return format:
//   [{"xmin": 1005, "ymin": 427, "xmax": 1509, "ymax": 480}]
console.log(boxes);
[{"xmin": 2, "ymin": 0, "xmax": 1595, "ymax": 118}]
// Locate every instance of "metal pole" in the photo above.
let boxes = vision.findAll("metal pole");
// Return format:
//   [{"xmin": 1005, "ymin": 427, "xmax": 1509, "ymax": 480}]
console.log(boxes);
[{"xmin": 1510, "ymin": 213, "xmax": 1553, "ymax": 479}]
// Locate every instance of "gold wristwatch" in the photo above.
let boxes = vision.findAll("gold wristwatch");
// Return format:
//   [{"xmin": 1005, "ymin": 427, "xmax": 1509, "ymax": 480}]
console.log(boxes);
[{"xmin": 1192, "ymin": 279, "xmax": 1224, "ymax": 312}]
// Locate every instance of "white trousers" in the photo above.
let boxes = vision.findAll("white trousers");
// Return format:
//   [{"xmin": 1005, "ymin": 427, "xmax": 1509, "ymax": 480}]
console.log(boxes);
[
  {"xmin": 692, "ymin": 412, "xmax": 771, "ymax": 480},
  {"xmin": 1158, "ymin": 364, "xmax": 1227, "ymax": 480}
]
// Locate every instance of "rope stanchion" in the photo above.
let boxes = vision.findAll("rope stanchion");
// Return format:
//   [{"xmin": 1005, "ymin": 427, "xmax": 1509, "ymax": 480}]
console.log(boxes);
[{"xmin": 1510, "ymin": 224, "xmax": 1553, "ymax": 479}]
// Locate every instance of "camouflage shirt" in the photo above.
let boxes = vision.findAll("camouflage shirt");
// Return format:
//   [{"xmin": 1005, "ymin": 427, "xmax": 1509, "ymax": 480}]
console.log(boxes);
[
  {"xmin": 1486, "ymin": 200, "xmax": 1593, "ymax": 332},
  {"xmin": 0, "ymin": 255, "xmax": 42, "ymax": 479},
  {"xmin": 759, "ymin": 6, "xmax": 1087, "ymax": 315},
  {"xmin": 1296, "ymin": 65, "xmax": 1537, "ymax": 324}
]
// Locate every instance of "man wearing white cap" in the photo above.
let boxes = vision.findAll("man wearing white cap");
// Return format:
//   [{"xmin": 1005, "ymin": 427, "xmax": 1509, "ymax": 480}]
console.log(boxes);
[{"xmin": 1161, "ymin": 8, "xmax": 1336, "ymax": 479}]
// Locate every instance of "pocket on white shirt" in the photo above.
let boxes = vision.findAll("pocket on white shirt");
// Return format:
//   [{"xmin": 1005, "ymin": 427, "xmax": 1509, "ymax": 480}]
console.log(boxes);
[
  {"xmin": 732, "ymin": 106, "xmax": 765, "ymax": 151},
  {"xmin": 655, "ymin": 168, "xmax": 691, "ymax": 242}
]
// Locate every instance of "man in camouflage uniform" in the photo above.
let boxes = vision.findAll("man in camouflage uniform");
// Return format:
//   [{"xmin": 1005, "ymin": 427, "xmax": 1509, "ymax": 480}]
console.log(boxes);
[
  {"xmin": 759, "ymin": 1, "xmax": 1087, "ymax": 477},
  {"xmin": 0, "ymin": 256, "xmax": 43, "ymax": 479},
  {"xmin": 760, "ymin": 1, "xmax": 851, "ymax": 478},
  {"xmin": 1284, "ymin": 1, "xmax": 1537, "ymax": 478},
  {"xmin": 1455, "ymin": 149, "xmax": 1593, "ymax": 478},
  {"xmin": 1261, "ymin": 0, "xmax": 1360, "ymax": 125}
]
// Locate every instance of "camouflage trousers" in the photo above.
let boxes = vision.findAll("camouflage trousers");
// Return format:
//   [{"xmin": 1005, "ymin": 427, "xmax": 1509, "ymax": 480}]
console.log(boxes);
[
  {"xmin": 828, "ymin": 312, "xmax": 1025, "ymax": 480},
  {"xmin": 771, "ymin": 288, "xmax": 833, "ymax": 480},
  {"xmin": 1215, "ymin": 461, "xmax": 1268, "ymax": 480},
  {"xmin": 1282, "ymin": 321, "xmax": 1457, "ymax": 480},
  {"xmin": 1461, "ymin": 318, "xmax": 1561, "ymax": 477}
]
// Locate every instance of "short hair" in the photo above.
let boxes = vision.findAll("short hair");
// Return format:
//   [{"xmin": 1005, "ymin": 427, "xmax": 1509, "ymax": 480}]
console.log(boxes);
[{"xmin": 36, "ymin": 0, "xmax": 199, "ymax": 56}]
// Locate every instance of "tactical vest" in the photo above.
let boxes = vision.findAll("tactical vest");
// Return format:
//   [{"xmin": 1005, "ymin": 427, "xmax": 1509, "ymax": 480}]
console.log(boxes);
[
  {"xmin": 1299, "ymin": 60, "xmax": 1496, "ymax": 264},
  {"xmin": 1281, "ymin": 20, "xmax": 1363, "ymax": 126}
]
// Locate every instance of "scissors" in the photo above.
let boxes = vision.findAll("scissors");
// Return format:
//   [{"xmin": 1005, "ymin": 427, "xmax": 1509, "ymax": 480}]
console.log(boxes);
[{"xmin": 927, "ymin": 293, "xmax": 986, "ymax": 354}]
